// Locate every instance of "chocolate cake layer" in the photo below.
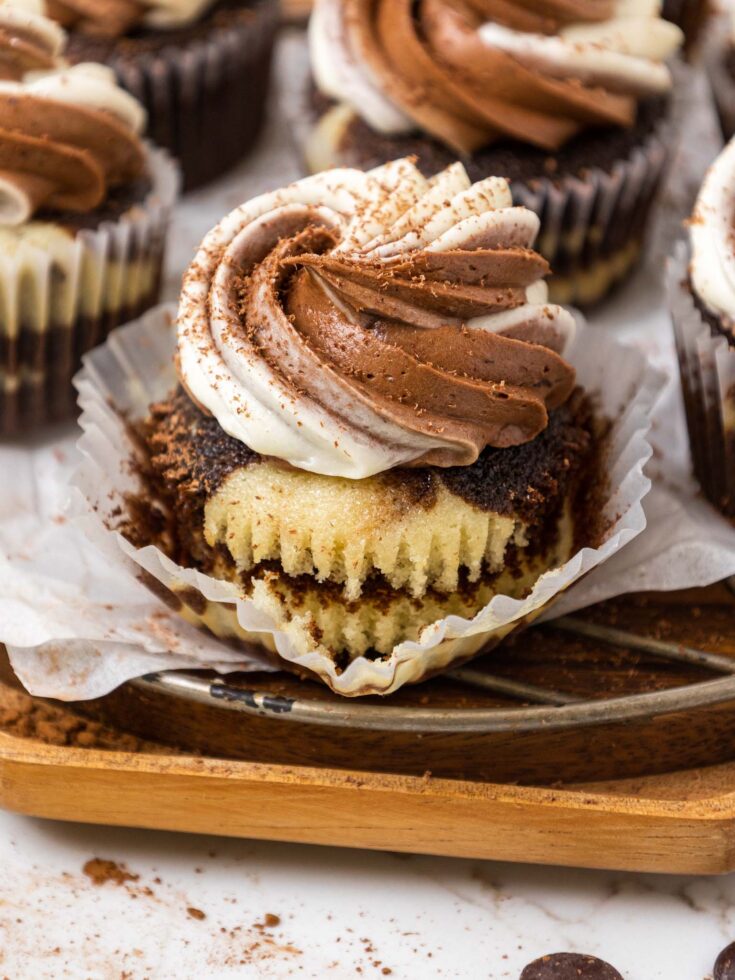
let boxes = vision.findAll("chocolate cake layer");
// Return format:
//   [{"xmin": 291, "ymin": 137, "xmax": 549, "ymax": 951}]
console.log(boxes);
[
  {"xmin": 64, "ymin": 0, "xmax": 257, "ymax": 55},
  {"xmin": 332, "ymin": 95, "xmax": 669, "ymax": 189},
  {"xmin": 38, "ymin": 175, "xmax": 153, "ymax": 233},
  {"xmin": 139, "ymin": 386, "xmax": 595, "ymax": 574}
]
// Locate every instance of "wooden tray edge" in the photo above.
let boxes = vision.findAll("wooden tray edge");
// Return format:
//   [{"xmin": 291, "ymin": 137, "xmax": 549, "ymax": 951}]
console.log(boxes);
[{"xmin": 2, "ymin": 731, "xmax": 735, "ymax": 874}]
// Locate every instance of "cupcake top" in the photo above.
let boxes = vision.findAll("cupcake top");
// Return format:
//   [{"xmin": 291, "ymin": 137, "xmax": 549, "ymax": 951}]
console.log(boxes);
[
  {"xmin": 46, "ymin": 0, "xmax": 218, "ymax": 35},
  {"xmin": 689, "ymin": 135, "xmax": 735, "ymax": 327},
  {"xmin": 0, "ymin": 0, "xmax": 64, "ymax": 77},
  {"xmin": 177, "ymin": 158, "xmax": 578, "ymax": 480},
  {"xmin": 0, "ymin": 0, "xmax": 147, "ymax": 225},
  {"xmin": 310, "ymin": 0, "xmax": 683, "ymax": 153}
]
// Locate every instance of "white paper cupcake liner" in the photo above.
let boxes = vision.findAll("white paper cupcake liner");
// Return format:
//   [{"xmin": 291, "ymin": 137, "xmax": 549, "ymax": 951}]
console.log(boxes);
[
  {"xmin": 668, "ymin": 241, "xmax": 735, "ymax": 519},
  {"xmin": 0, "ymin": 144, "xmax": 179, "ymax": 435},
  {"xmin": 73, "ymin": 306, "xmax": 664, "ymax": 697}
]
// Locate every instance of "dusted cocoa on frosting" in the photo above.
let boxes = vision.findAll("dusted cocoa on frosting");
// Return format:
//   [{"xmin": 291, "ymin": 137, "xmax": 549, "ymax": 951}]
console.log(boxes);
[
  {"xmin": 310, "ymin": 0, "xmax": 682, "ymax": 153},
  {"xmin": 178, "ymin": 158, "xmax": 577, "ymax": 479}
]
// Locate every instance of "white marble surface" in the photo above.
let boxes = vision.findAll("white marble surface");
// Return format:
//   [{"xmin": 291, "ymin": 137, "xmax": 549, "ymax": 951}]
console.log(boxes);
[{"xmin": 0, "ymin": 807, "xmax": 732, "ymax": 979}]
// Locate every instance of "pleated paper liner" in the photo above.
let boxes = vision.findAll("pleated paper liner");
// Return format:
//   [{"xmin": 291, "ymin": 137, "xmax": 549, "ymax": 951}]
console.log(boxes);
[
  {"xmin": 0, "ymin": 146, "xmax": 179, "ymax": 437},
  {"xmin": 668, "ymin": 242, "xmax": 735, "ymax": 520},
  {"xmin": 95, "ymin": 0, "xmax": 280, "ymax": 191}
]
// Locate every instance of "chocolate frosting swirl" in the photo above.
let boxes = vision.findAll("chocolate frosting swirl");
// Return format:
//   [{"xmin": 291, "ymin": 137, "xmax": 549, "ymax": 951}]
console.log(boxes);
[
  {"xmin": 178, "ymin": 159, "xmax": 577, "ymax": 479},
  {"xmin": 311, "ymin": 0, "xmax": 683, "ymax": 153},
  {"xmin": 47, "ymin": 0, "xmax": 216, "ymax": 35},
  {"xmin": 0, "ymin": 63, "xmax": 146, "ymax": 223}
]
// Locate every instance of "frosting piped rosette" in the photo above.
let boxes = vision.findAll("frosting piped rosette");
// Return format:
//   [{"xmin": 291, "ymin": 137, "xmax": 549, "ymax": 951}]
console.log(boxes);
[
  {"xmin": 688, "ymin": 136, "xmax": 735, "ymax": 325},
  {"xmin": 178, "ymin": 158, "xmax": 577, "ymax": 480},
  {"xmin": 310, "ymin": 0, "xmax": 683, "ymax": 154},
  {"xmin": 0, "ymin": 63, "xmax": 146, "ymax": 223}
]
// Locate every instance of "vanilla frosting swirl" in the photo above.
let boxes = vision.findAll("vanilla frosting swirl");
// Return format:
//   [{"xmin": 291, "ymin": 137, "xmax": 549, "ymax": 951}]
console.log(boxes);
[
  {"xmin": 311, "ymin": 0, "xmax": 683, "ymax": 153},
  {"xmin": 46, "ymin": 0, "xmax": 216, "ymax": 35},
  {"xmin": 178, "ymin": 159, "xmax": 577, "ymax": 479},
  {"xmin": 689, "ymin": 136, "xmax": 735, "ymax": 323}
]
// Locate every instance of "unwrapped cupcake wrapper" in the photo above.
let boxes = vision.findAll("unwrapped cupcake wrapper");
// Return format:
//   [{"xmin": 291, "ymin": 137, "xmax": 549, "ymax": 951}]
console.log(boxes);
[
  {"xmin": 72, "ymin": 305, "xmax": 664, "ymax": 697},
  {"xmin": 0, "ymin": 146, "xmax": 179, "ymax": 437},
  {"xmin": 108, "ymin": 1, "xmax": 278, "ymax": 191},
  {"xmin": 705, "ymin": 17, "xmax": 735, "ymax": 142},
  {"xmin": 668, "ymin": 242, "xmax": 735, "ymax": 519}
]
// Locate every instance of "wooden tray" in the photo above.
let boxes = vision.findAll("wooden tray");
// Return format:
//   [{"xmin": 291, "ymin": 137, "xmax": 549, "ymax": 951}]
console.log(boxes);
[
  {"xmin": 1, "ymin": 585, "xmax": 735, "ymax": 874},
  {"xmin": 3, "ymin": 728, "xmax": 735, "ymax": 874}
]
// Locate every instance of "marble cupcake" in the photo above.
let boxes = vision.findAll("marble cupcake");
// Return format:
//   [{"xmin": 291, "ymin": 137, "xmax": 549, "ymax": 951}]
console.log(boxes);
[
  {"xmin": 0, "ymin": 0, "xmax": 178, "ymax": 435},
  {"xmin": 669, "ymin": 136, "xmax": 735, "ymax": 521},
  {"xmin": 306, "ymin": 0, "xmax": 683, "ymax": 306},
  {"xmin": 47, "ymin": 0, "xmax": 279, "ymax": 190},
  {"xmin": 74, "ymin": 158, "xmax": 661, "ymax": 694}
]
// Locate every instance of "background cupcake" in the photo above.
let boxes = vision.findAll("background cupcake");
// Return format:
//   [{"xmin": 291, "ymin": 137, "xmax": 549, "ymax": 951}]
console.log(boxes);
[
  {"xmin": 0, "ymin": 0, "xmax": 178, "ymax": 435},
  {"xmin": 662, "ymin": 0, "xmax": 710, "ymax": 54},
  {"xmin": 705, "ymin": 9, "xmax": 735, "ymax": 142},
  {"xmin": 669, "ymin": 135, "xmax": 735, "ymax": 521},
  {"xmin": 74, "ymin": 159, "xmax": 659, "ymax": 696},
  {"xmin": 306, "ymin": 0, "xmax": 683, "ymax": 307},
  {"xmin": 47, "ymin": 0, "xmax": 279, "ymax": 190}
]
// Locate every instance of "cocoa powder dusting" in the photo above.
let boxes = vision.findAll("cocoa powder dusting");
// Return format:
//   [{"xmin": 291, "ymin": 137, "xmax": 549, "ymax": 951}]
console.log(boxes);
[{"xmin": 83, "ymin": 859, "xmax": 139, "ymax": 888}]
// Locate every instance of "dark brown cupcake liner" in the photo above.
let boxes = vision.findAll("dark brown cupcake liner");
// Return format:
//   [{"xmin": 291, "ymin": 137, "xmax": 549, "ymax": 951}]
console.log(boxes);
[
  {"xmin": 509, "ymin": 118, "xmax": 670, "ymax": 306},
  {"xmin": 705, "ymin": 15, "xmax": 735, "ymax": 141},
  {"xmin": 668, "ymin": 242, "xmax": 735, "ymax": 519},
  {"xmin": 663, "ymin": 0, "xmax": 711, "ymax": 54},
  {"xmin": 108, "ymin": 1, "xmax": 279, "ymax": 191},
  {"xmin": 0, "ymin": 146, "xmax": 179, "ymax": 438}
]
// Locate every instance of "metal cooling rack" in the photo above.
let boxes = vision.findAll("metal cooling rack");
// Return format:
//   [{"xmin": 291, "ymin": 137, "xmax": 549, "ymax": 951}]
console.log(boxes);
[{"xmin": 136, "ymin": 577, "xmax": 735, "ymax": 734}]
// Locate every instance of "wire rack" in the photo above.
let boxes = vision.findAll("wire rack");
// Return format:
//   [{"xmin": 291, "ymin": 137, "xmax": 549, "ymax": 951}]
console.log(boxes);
[{"xmin": 136, "ymin": 578, "xmax": 735, "ymax": 735}]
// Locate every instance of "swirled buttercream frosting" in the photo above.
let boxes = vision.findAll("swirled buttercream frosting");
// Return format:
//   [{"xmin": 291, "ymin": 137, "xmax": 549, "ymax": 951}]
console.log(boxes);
[
  {"xmin": 310, "ymin": 0, "xmax": 683, "ymax": 153},
  {"xmin": 689, "ymin": 136, "xmax": 735, "ymax": 324},
  {"xmin": 177, "ymin": 158, "xmax": 577, "ymax": 479},
  {"xmin": 46, "ymin": 0, "xmax": 216, "ymax": 35},
  {"xmin": 0, "ymin": 0, "xmax": 65, "ymax": 79},
  {"xmin": 0, "ymin": 3, "xmax": 147, "ymax": 225}
]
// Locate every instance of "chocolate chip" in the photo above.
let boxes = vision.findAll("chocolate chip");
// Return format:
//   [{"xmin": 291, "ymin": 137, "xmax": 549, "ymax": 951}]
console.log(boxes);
[
  {"xmin": 715, "ymin": 942, "xmax": 735, "ymax": 979},
  {"xmin": 520, "ymin": 952, "xmax": 624, "ymax": 979}
]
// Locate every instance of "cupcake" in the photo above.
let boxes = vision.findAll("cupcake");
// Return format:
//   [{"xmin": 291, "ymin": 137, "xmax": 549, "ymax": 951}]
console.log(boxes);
[
  {"xmin": 46, "ymin": 0, "xmax": 279, "ymax": 191},
  {"xmin": 73, "ymin": 156, "xmax": 669, "ymax": 699},
  {"xmin": 662, "ymin": 0, "xmax": 709, "ymax": 54},
  {"xmin": 706, "ymin": 10, "xmax": 735, "ymax": 142},
  {"xmin": 305, "ymin": 0, "xmax": 683, "ymax": 307},
  {"xmin": 0, "ymin": 0, "xmax": 178, "ymax": 436},
  {"xmin": 669, "ymin": 136, "xmax": 735, "ymax": 521}
]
